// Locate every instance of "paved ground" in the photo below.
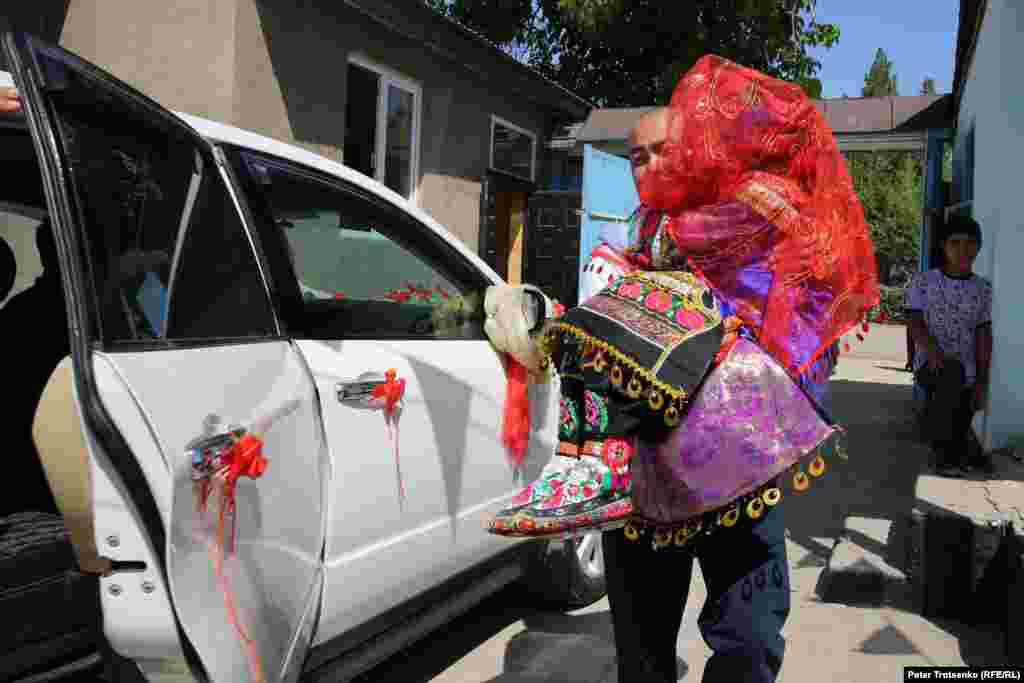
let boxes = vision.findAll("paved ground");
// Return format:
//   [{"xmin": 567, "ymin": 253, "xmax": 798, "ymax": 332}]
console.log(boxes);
[{"xmin": 356, "ymin": 327, "xmax": 1010, "ymax": 682}]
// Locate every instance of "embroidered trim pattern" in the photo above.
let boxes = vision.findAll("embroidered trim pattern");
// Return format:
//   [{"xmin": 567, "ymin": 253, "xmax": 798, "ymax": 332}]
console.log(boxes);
[
  {"xmin": 622, "ymin": 434, "xmax": 847, "ymax": 551},
  {"xmin": 558, "ymin": 396, "xmax": 579, "ymax": 441},
  {"xmin": 583, "ymin": 390, "xmax": 610, "ymax": 434}
]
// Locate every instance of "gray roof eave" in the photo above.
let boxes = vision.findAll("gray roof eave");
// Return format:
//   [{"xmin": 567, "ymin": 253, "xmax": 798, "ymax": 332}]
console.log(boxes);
[{"xmin": 336, "ymin": 0, "xmax": 594, "ymax": 120}]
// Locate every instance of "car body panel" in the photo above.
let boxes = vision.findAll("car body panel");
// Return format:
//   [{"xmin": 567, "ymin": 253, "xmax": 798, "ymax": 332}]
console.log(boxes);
[
  {"xmin": 103, "ymin": 343, "xmax": 328, "ymax": 682},
  {"xmin": 2, "ymin": 34, "xmax": 327, "ymax": 682},
  {"xmin": 298, "ymin": 338, "xmax": 558, "ymax": 645},
  {"xmin": 90, "ymin": 354, "xmax": 182, "ymax": 660}
]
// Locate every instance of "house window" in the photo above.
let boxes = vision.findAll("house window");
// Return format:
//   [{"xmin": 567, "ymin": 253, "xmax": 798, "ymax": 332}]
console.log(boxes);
[
  {"xmin": 344, "ymin": 54, "xmax": 421, "ymax": 202},
  {"xmin": 490, "ymin": 115, "xmax": 536, "ymax": 182}
]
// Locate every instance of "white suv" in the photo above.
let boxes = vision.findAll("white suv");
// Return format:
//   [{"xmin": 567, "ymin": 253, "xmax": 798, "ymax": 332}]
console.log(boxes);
[{"xmin": 0, "ymin": 32, "xmax": 605, "ymax": 683}]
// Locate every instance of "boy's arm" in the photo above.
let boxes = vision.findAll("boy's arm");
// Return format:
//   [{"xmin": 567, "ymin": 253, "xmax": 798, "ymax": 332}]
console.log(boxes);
[
  {"xmin": 973, "ymin": 278, "xmax": 993, "ymax": 407},
  {"xmin": 907, "ymin": 313, "xmax": 937, "ymax": 352},
  {"xmin": 973, "ymin": 322, "xmax": 992, "ymax": 411},
  {"xmin": 975, "ymin": 323, "xmax": 992, "ymax": 386},
  {"xmin": 972, "ymin": 280, "xmax": 993, "ymax": 409},
  {"xmin": 905, "ymin": 275, "xmax": 944, "ymax": 370}
]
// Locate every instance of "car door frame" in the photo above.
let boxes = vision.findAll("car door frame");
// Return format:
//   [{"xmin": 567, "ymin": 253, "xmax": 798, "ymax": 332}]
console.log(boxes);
[
  {"xmin": 2, "ymin": 31, "xmax": 329, "ymax": 683},
  {"xmin": 3, "ymin": 31, "xmax": 213, "ymax": 679},
  {"xmin": 222, "ymin": 145, "xmax": 551, "ymax": 647}
]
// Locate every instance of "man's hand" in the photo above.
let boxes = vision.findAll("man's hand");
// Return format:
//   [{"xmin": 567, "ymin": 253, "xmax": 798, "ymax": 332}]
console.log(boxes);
[
  {"xmin": 972, "ymin": 382, "xmax": 988, "ymax": 413},
  {"xmin": 0, "ymin": 87, "xmax": 22, "ymax": 113}
]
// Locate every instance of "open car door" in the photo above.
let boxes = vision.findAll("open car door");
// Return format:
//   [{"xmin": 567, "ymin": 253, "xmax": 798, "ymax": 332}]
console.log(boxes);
[{"xmin": 3, "ymin": 33, "xmax": 327, "ymax": 682}]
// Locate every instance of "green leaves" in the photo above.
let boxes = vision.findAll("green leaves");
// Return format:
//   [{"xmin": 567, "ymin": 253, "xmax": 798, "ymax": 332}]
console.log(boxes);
[
  {"xmin": 797, "ymin": 77, "xmax": 823, "ymax": 99},
  {"xmin": 425, "ymin": 0, "xmax": 842, "ymax": 107},
  {"xmin": 557, "ymin": 0, "xmax": 625, "ymax": 34},
  {"xmin": 863, "ymin": 47, "xmax": 898, "ymax": 97},
  {"xmin": 846, "ymin": 150, "xmax": 923, "ymax": 277},
  {"xmin": 431, "ymin": 0, "xmax": 536, "ymax": 44}
]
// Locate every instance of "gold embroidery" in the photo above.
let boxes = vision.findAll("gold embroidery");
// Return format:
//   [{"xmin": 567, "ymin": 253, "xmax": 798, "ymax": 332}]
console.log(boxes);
[
  {"xmin": 735, "ymin": 180, "xmax": 802, "ymax": 236},
  {"xmin": 547, "ymin": 321, "xmax": 689, "ymax": 404}
]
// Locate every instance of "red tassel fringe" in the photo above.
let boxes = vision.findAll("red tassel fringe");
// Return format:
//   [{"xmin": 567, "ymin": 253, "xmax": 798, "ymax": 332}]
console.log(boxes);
[{"xmin": 501, "ymin": 354, "xmax": 530, "ymax": 469}]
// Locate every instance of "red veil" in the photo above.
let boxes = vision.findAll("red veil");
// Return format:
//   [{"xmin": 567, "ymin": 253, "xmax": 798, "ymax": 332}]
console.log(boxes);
[{"xmin": 638, "ymin": 55, "xmax": 879, "ymax": 375}]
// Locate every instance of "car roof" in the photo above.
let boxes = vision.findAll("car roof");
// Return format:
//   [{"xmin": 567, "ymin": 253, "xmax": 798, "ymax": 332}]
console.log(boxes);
[{"xmin": 0, "ymin": 70, "xmax": 500, "ymax": 285}]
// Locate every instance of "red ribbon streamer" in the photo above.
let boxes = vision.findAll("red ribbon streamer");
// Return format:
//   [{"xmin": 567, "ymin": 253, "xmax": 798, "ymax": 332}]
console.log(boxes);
[
  {"xmin": 501, "ymin": 354, "xmax": 530, "ymax": 471},
  {"xmin": 208, "ymin": 432, "xmax": 269, "ymax": 683},
  {"xmin": 372, "ymin": 370, "xmax": 407, "ymax": 503}
]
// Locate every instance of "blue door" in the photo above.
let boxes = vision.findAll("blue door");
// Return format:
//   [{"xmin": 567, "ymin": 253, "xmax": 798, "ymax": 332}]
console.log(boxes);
[
  {"xmin": 921, "ymin": 129, "xmax": 953, "ymax": 271},
  {"xmin": 579, "ymin": 144, "xmax": 640, "ymax": 301}
]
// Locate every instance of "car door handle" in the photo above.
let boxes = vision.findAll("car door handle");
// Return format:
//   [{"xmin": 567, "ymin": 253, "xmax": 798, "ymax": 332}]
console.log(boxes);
[
  {"xmin": 185, "ymin": 430, "xmax": 243, "ymax": 456},
  {"xmin": 336, "ymin": 375, "xmax": 387, "ymax": 405}
]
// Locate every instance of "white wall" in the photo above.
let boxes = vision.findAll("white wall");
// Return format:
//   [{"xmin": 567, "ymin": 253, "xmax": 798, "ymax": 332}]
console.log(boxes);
[{"xmin": 956, "ymin": 0, "xmax": 1024, "ymax": 450}]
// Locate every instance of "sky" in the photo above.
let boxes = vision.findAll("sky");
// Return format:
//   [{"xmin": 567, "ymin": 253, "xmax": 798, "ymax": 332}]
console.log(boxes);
[{"xmin": 807, "ymin": 0, "xmax": 961, "ymax": 99}]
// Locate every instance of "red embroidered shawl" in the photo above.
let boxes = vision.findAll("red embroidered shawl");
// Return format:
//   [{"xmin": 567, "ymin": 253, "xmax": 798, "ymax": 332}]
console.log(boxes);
[{"xmin": 635, "ymin": 55, "xmax": 879, "ymax": 374}]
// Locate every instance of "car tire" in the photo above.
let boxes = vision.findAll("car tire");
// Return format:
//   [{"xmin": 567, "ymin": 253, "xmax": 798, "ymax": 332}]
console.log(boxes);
[{"xmin": 521, "ymin": 530, "xmax": 607, "ymax": 609}]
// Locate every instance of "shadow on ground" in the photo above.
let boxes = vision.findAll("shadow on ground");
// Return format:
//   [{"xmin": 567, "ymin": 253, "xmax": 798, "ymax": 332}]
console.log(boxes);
[
  {"xmin": 353, "ymin": 586, "xmax": 691, "ymax": 682},
  {"xmin": 356, "ymin": 368, "xmax": 1006, "ymax": 680},
  {"xmin": 785, "ymin": 377, "xmax": 922, "ymax": 568},
  {"xmin": 793, "ymin": 375, "xmax": 1009, "ymax": 667}
]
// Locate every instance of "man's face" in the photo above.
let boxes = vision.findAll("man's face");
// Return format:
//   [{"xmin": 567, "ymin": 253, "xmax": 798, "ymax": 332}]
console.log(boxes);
[
  {"xmin": 629, "ymin": 109, "xmax": 669, "ymax": 190},
  {"xmin": 943, "ymin": 233, "xmax": 979, "ymax": 274}
]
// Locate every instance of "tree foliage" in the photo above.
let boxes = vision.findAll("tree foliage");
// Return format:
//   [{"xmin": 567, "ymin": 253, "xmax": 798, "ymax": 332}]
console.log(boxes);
[
  {"xmin": 862, "ymin": 48, "xmax": 898, "ymax": 97},
  {"xmin": 845, "ymin": 150, "xmax": 923, "ymax": 284},
  {"xmin": 426, "ymin": 0, "xmax": 840, "ymax": 106},
  {"xmin": 424, "ymin": 0, "xmax": 536, "ymax": 44},
  {"xmin": 920, "ymin": 77, "xmax": 937, "ymax": 95}
]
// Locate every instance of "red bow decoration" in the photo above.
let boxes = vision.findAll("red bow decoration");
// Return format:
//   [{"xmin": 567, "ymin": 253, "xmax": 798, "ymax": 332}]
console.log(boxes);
[
  {"xmin": 216, "ymin": 433, "xmax": 268, "ymax": 556},
  {"xmin": 371, "ymin": 369, "xmax": 406, "ymax": 418},
  {"xmin": 372, "ymin": 369, "xmax": 407, "ymax": 503},
  {"xmin": 193, "ymin": 431, "xmax": 268, "ymax": 683}
]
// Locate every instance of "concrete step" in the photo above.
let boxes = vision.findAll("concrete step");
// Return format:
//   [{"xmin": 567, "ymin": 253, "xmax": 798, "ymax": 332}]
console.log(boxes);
[
  {"xmin": 1007, "ymin": 520, "xmax": 1024, "ymax": 666},
  {"xmin": 819, "ymin": 516, "xmax": 908, "ymax": 606},
  {"xmin": 912, "ymin": 454, "xmax": 1024, "ymax": 622}
]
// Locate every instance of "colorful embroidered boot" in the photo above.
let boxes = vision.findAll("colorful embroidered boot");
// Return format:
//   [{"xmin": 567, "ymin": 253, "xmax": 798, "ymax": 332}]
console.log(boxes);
[{"xmin": 488, "ymin": 438, "xmax": 635, "ymax": 537}]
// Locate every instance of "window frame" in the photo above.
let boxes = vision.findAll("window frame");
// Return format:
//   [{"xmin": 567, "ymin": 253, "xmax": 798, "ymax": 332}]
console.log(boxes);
[
  {"xmin": 490, "ymin": 114, "xmax": 537, "ymax": 183},
  {"xmin": 347, "ymin": 53, "xmax": 422, "ymax": 204},
  {"xmin": 225, "ymin": 146, "xmax": 492, "ymax": 342},
  {"xmin": 51, "ymin": 118, "xmax": 280, "ymax": 350}
]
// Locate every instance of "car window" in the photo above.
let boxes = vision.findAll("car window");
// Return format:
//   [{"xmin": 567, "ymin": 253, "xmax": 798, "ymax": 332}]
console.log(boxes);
[
  {"xmin": 39, "ymin": 71, "xmax": 276, "ymax": 345},
  {"xmin": 230, "ymin": 151, "xmax": 489, "ymax": 340},
  {"xmin": 162, "ymin": 155, "xmax": 276, "ymax": 340},
  {"xmin": 0, "ymin": 208, "xmax": 45, "ymax": 308}
]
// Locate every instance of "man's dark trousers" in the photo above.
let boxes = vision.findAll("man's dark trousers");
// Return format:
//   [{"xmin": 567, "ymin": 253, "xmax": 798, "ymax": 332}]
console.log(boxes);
[{"xmin": 603, "ymin": 504, "xmax": 790, "ymax": 682}]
